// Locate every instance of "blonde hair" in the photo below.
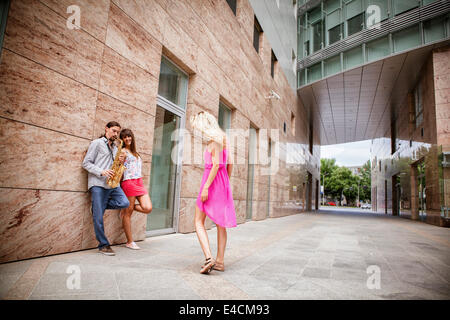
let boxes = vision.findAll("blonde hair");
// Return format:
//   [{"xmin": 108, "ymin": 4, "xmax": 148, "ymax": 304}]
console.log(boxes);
[{"xmin": 190, "ymin": 111, "xmax": 226, "ymax": 145}]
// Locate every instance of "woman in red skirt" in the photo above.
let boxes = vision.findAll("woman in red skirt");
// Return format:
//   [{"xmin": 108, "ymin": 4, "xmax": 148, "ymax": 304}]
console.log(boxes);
[{"xmin": 119, "ymin": 129, "xmax": 152, "ymax": 250}]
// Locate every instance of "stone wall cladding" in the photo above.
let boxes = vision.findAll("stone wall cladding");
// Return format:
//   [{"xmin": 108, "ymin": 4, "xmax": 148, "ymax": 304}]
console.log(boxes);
[{"xmin": 0, "ymin": 0, "xmax": 319, "ymax": 263}]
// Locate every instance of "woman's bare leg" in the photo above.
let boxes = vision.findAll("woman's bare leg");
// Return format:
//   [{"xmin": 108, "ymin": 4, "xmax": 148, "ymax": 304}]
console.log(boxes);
[
  {"xmin": 195, "ymin": 205, "xmax": 212, "ymax": 259},
  {"xmin": 121, "ymin": 196, "xmax": 136, "ymax": 244},
  {"xmin": 134, "ymin": 194, "xmax": 152, "ymax": 214},
  {"xmin": 216, "ymin": 226, "xmax": 227, "ymax": 264}
]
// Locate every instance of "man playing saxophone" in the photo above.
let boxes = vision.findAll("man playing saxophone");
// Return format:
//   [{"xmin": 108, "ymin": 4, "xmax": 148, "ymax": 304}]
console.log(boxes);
[{"xmin": 82, "ymin": 121, "xmax": 130, "ymax": 256}]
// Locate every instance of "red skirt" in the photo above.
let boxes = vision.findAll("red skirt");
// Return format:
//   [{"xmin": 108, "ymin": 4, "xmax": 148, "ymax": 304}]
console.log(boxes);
[{"xmin": 121, "ymin": 178, "xmax": 148, "ymax": 197}]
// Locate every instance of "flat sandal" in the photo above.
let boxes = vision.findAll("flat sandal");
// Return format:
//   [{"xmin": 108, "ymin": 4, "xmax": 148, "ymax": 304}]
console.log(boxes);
[
  {"xmin": 200, "ymin": 257, "xmax": 215, "ymax": 274},
  {"xmin": 213, "ymin": 261, "xmax": 225, "ymax": 272}
]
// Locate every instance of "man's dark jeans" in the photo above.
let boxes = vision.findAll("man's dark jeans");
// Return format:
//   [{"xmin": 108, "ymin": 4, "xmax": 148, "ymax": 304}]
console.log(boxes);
[{"xmin": 90, "ymin": 186, "xmax": 130, "ymax": 249}]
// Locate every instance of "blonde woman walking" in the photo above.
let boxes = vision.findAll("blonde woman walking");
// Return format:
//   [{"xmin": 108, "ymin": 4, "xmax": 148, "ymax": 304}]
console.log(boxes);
[{"xmin": 190, "ymin": 111, "xmax": 237, "ymax": 274}]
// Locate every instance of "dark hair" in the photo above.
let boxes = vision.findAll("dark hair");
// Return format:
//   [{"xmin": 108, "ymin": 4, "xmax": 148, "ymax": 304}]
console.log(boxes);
[
  {"xmin": 99, "ymin": 121, "xmax": 121, "ymax": 138},
  {"xmin": 120, "ymin": 128, "xmax": 140, "ymax": 159},
  {"xmin": 106, "ymin": 121, "xmax": 121, "ymax": 128}
]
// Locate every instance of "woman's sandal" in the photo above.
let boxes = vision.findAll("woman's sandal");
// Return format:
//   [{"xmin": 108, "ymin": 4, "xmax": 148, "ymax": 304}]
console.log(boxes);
[
  {"xmin": 213, "ymin": 261, "xmax": 225, "ymax": 272},
  {"xmin": 200, "ymin": 257, "xmax": 215, "ymax": 274}
]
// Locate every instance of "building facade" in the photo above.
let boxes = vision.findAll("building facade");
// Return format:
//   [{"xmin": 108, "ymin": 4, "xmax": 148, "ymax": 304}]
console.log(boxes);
[
  {"xmin": 0, "ymin": 0, "xmax": 320, "ymax": 263},
  {"xmin": 296, "ymin": 0, "xmax": 449, "ymax": 226}
]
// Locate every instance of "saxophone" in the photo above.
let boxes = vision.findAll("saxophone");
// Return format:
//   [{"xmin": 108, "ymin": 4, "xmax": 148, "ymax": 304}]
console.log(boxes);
[{"xmin": 106, "ymin": 139, "xmax": 126, "ymax": 188}]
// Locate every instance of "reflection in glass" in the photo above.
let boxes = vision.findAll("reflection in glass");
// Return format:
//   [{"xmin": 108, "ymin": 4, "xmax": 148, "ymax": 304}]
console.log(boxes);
[
  {"xmin": 158, "ymin": 57, "xmax": 188, "ymax": 109},
  {"xmin": 347, "ymin": 12, "xmax": 364, "ymax": 36},
  {"xmin": 147, "ymin": 106, "xmax": 180, "ymax": 231}
]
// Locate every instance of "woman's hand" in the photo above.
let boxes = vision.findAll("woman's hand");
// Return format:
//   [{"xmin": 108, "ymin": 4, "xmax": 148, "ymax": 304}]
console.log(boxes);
[
  {"xmin": 201, "ymin": 187, "xmax": 209, "ymax": 202},
  {"xmin": 101, "ymin": 169, "xmax": 115, "ymax": 178}
]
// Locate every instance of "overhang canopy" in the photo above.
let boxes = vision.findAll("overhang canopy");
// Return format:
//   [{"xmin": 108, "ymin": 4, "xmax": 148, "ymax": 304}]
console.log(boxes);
[{"xmin": 298, "ymin": 40, "xmax": 450, "ymax": 145}]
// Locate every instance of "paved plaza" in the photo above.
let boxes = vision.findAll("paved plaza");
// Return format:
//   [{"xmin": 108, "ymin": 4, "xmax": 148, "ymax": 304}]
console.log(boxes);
[{"xmin": 1, "ymin": 208, "xmax": 449, "ymax": 300}]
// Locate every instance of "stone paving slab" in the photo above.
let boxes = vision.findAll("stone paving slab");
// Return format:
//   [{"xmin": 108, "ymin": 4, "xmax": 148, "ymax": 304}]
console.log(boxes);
[{"xmin": 1, "ymin": 209, "xmax": 449, "ymax": 300}]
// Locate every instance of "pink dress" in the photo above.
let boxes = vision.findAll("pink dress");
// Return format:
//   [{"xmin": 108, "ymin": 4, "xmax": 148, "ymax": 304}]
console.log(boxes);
[{"xmin": 196, "ymin": 147, "xmax": 237, "ymax": 228}]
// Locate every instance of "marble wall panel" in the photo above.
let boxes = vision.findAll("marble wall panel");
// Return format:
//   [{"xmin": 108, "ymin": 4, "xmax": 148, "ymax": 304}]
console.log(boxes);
[
  {"xmin": 236, "ymin": 0, "xmax": 254, "ymax": 44},
  {"xmin": 234, "ymin": 199, "xmax": 247, "ymax": 224},
  {"xmin": 93, "ymin": 93, "xmax": 155, "ymax": 156},
  {"xmin": 0, "ymin": 50, "xmax": 97, "ymax": 139},
  {"xmin": 99, "ymin": 47, "xmax": 158, "ymax": 116},
  {"xmin": 111, "ymin": 0, "xmax": 165, "ymax": 43},
  {"xmin": 0, "ymin": 118, "xmax": 90, "ymax": 191},
  {"xmin": 433, "ymin": 48, "xmax": 450, "ymax": 152},
  {"xmin": 4, "ymin": 0, "xmax": 104, "ymax": 89},
  {"xmin": 161, "ymin": 15, "xmax": 200, "ymax": 76},
  {"xmin": 180, "ymin": 165, "xmax": 204, "ymax": 199},
  {"xmin": 105, "ymin": 3, "xmax": 162, "ymax": 78},
  {"xmin": 0, "ymin": 0, "xmax": 318, "ymax": 262},
  {"xmin": 0, "ymin": 189, "xmax": 86, "ymax": 263},
  {"xmin": 178, "ymin": 197, "xmax": 196, "ymax": 234},
  {"xmin": 40, "ymin": 0, "xmax": 110, "ymax": 42},
  {"xmin": 230, "ymin": 176, "xmax": 248, "ymax": 201},
  {"xmin": 81, "ymin": 206, "xmax": 146, "ymax": 250}
]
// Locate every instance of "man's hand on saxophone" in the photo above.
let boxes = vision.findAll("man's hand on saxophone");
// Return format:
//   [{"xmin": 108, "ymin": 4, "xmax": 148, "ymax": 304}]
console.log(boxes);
[{"xmin": 101, "ymin": 169, "xmax": 115, "ymax": 178}]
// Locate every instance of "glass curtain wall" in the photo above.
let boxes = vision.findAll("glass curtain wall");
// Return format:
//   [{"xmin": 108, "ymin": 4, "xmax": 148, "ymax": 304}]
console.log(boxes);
[{"xmin": 297, "ymin": 0, "xmax": 450, "ymax": 86}]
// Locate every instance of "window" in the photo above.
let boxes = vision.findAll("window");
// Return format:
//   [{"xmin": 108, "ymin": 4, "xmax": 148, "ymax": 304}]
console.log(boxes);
[
  {"xmin": 304, "ymin": 40, "xmax": 310, "ymax": 56},
  {"xmin": 424, "ymin": 16, "xmax": 446, "ymax": 44},
  {"xmin": 326, "ymin": 6, "xmax": 341, "ymax": 45},
  {"xmin": 366, "ymin": 36, "xmax": 390, "ymax": 62},
  {"xmin": 218, "ymin": 102, "xmax": 232, "ymax": 131},
  {"xmin": 393, "ymin": 0, "xmax": 419, "ymax": 16},
  {"xmin": 328, "ymin": 23, "xmax": 342, "ymax": 45},
  {"xmin": 367, "ymin": 0, "xmax": 389, "ymax": 21},
  {"xmin": 324, "ymin": 54, "xmax": 341, "ymax": 76},
  {"xmin": 312, "ymin": 20, "xmax": 323, "ymax": 52},
  {"xmin": 158, "ymin": 56, "xmax": 188, "ymax": 109},
  {"xmin": 347, "ymin": 12, "xmax": 364, "ymax": 36},
  {"xmin": 344, "ymin": 45, "xmax": 363, "ymax": 70},
  {"xmin": 226, "ymin": 0, "xmax": 237, "ymax": 16},
  {"xmin": 0, "ymin": 0, "xmax": 9, "ymax": 59},
  {"xmin": 414, "ymin": 83, "xmax": 423, "ymax": 128},
  {"xmin": 393, "ymin": 24, "xmax": 420, "ymax": 53},
  {"xmin": 271, "ymin": 50, "xmax": 277, "ymax": 78},
  {"xmin": 308, "ymin": 62, "xmax": 322, "ymax": 83},
  {"xmin": 253, "ymin": 16, "xmax": 263, "ymax": 53}
]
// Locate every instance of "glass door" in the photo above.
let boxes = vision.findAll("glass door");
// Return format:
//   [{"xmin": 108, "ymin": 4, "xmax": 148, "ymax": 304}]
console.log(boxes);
[{"xmin": 147, "ymin": 105, "xmax": 182, "ymax": 235}]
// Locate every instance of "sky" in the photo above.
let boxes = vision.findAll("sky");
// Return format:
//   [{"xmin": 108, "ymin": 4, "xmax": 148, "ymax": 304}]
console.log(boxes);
[{"xmin": 320, "ymin": 139, "xmax": 372, "ymax": 167}]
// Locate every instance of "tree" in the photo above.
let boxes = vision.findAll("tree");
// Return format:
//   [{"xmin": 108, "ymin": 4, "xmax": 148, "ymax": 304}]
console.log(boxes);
[
  {"xmin": 320, "ymin": 158, "xmax": 338, "ymax": 203},
  {"xmin": 359, "ymin": 160, "xmax": 372, "ymax": 202},
  {"xmin": 320, "ymin": 158, "xmax": 372, "ymax": 206},
  {"xmin": 327, "ymin": 166, "xmax": 359, "ymax": 205}
]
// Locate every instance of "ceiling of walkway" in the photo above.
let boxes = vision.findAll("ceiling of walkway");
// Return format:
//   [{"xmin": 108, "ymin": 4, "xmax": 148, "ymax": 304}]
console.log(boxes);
[{"xmin": 298, "ymin": 40, "xmax": 450, "ymax": 146}]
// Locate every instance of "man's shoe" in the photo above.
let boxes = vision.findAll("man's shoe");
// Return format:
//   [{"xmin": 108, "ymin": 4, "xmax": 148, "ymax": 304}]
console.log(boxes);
[{"xmin": 99, "ymin": 245, "xmax": 115, "ymax": 256}]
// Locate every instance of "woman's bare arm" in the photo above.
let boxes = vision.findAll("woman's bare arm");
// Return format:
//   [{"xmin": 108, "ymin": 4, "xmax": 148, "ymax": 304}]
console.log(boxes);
[{"xmin": 201, "ymin": 141, "xmax": 221, "ymax": 201}]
